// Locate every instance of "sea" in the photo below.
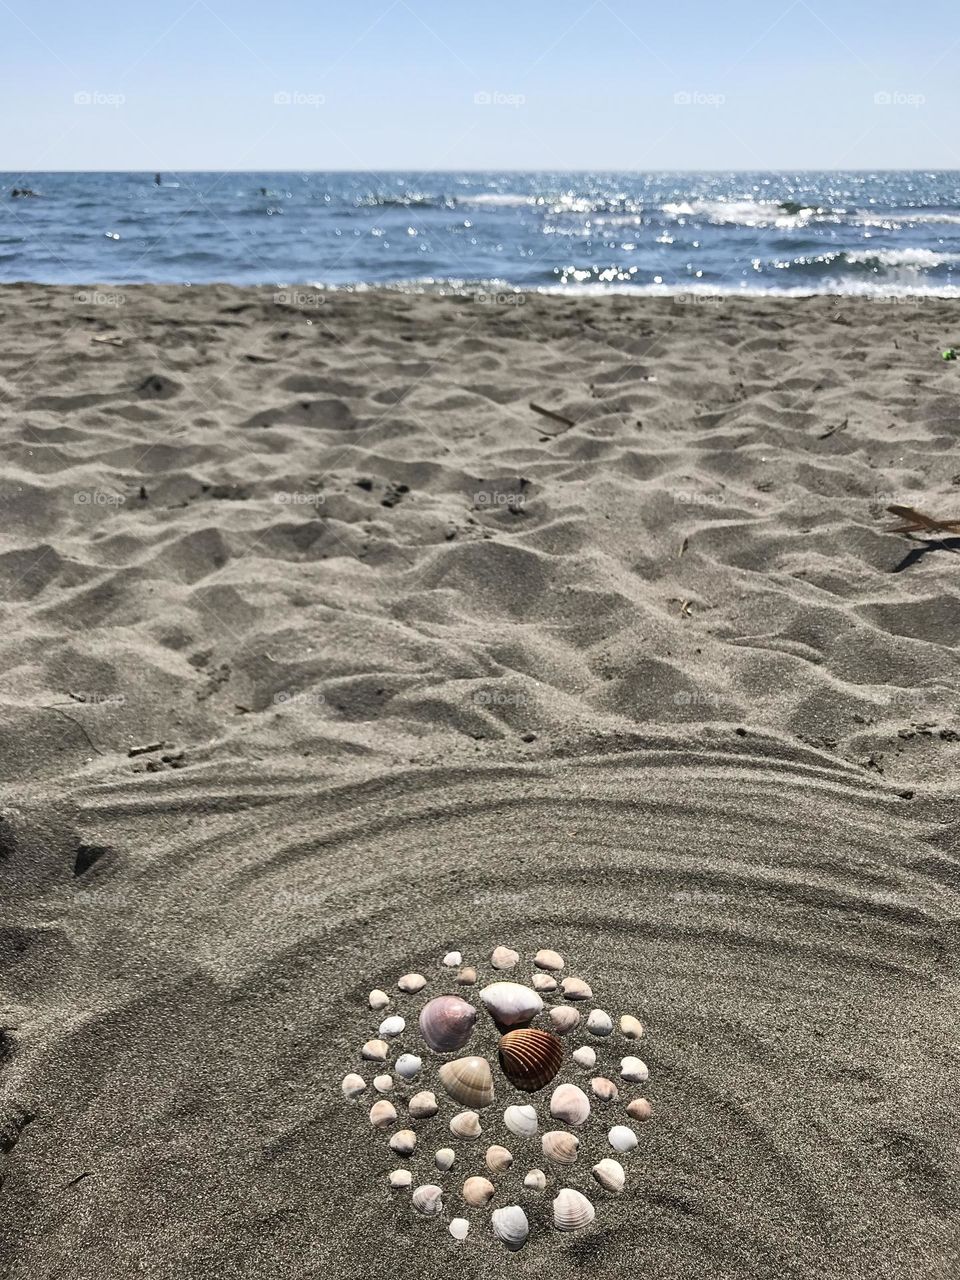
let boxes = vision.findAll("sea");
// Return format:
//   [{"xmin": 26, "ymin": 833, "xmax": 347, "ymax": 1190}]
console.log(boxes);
[{"xmin": 3, "ymin": 170, "xmax": 960, "ymax": 295}]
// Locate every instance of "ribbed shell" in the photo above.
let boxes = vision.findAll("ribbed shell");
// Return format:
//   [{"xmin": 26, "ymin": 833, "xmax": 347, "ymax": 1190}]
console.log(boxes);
[
  {"xmin": 552, "ymin": 1187, "xmax": 595, "ymax": 1231},
  {"xmin": 438, "ymin": 1055, "xmax": 494, "ymax": 1107},
  {"xmin": 412, "ymin": 1184, "xmax": 443, "ymax": 1217},
  {"xmin": 541, "ymin": 1130, "xmax": 579, "ymax": 1165},
  {"xmin": 498, "ymin": 1028, "xmax": 563, "ymax": 1092},
  {"xmin": 491, "ymin": 1205, "xmax": 529, "ymax": 1251}
]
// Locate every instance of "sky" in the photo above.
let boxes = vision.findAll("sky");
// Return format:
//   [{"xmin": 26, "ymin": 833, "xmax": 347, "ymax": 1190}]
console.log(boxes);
[{"xmin": 3, "ymin": 0, "xmax": 959, "ymax": 171}]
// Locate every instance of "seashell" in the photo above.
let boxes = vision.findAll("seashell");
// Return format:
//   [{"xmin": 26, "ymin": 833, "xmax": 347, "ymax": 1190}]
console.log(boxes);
[
  {"xmin": 418, "ymin": 995, "xmax": 478, "ymax": 1053},
  {"xmin": 480, "ymin": 982, "xmax": 544, "ymax": 1028},
  {"xmin": 435, "ymin": 1147, "xmax": 455, "ymax": 1171},
  {"xmin": 591, "ymin": 1077, "xmax": 619, "ymax": 1102},
  {"xmin": 503, "ymin": 1104, "xmax": 538, "ymax": 1139},
  {"xmin": 369, "ymin": 989, "xmax": 389, "ymax": 1011},
  {"xmin": 572, "ymin": 1045, "xmax": 596, "ymax": 1069},
  {"xmin": 587, "ymin": 1009, "xmax": 613, "ymax": 1037},
  {"xmin": 532, "ymin": 973, "xmax": 558, "ymax": 992},
  {"xmin": 524, "ymin": 1168, "xmax": 547, "ymax": 1191},
  {"xmin": 373, "ymin": 1074, "xmax": 393, "ymax": 1093},
  {"xmin": 449, "ymin": 1217, "xmax": 469, "ymax": 1241},
  {"xmin": 608, "ymin": 1124, "xmax": 638, "ymax": 1153},
  {"xmin": 411, "ymin": 1184, "xmax": 442, "ymax": 1218},
  {"xmin": 378, "ymin": 1015, "xmax": 405, "ymax": 1038},
  {"xmin": 369, "ymin": 1100, "xmax": 397, "ymax": 1129},
  {"xmin": 620, "ymin": 1014, "xmax": 643, "ymax": 1039},
  {"xmin": 592, "ymin": 1158, "xmax": 625, "ymax": 1193},
  {"xmin": 450, "ymin": 1110, "xmax": 482, "ymax": 1138},
  {"xmin": 394, "ymin": 1053, "xmax": 421, "ymax": 1080},
  {"xmin": 550, "ymin": 1083, "xmax": 591, "ymax": 1126},
  {"xmin": 443, "ymin": 951, "xmax": 462, "ymax": 967},
  {"xmin": 626, "ymin": 1097, "xmax": 653, "ymax": 1122},
  {"xmin": 550, "ymin": 1006, "xmax": 580, "ymax": 1034},
  {"xmin": 621, "ymin": 1056, "xmax": 649, "ymax": 1083},
  {"xmin": 388, "ymin": 1169, "xmax": 412, "ymax": 1189},
  {"xmin": 389, "ymin": 1128, "xmax": 417, "ymax": 1156},
  {"xmin": 341, "ymin": 1073, "xmax": 366, "ymax": 1098},
  {"xmin": 408, "ymin": 1090, "xmax": 438, "ymax": 1119},
  {"xmin": 560, "ymin": 977, "xmax": 592, "ymax": 1001},
  {"xmin": 553, "ymin": 1187, "xmax": 595, "ymax": 1232},
  {"xmin": 541, "ymin": 1130, "xmax": 579, "ymax": 1166},
  {"xmin": 498, "ymin": 1028, "xmax": 563, "ymax": 1092},
  {"xmin": 456, "ymin": 966, "xmax": 477, "ymax": 985},
  {"xmin": 462, "ymin": 1176, "xmax": 495, "ymax": 1207},
  {"xmin": 491, "ymin": 1205, "xmax": 529, "ymax": 1252},
  {"xmin": 491, "ymin": 945, "xmax": 520, "ymax": 970},
  {"xmin": 485, "ymin": 1144, "xmax": 513, "ymax": 1173},
  {"xmin": 361, "ymin": 1039, "xmax": 389, "ymax": 1061},
  {"xmin": 398, "ymin": 972, "xmax": 427, "ymax": 994},
  {"xmin": 534, "ymin": 948, "xmax": 564, "ymax": 971},
  {"xmin": 438, "ymin": 1055, "xmax": 494, "ymax": 1108}
]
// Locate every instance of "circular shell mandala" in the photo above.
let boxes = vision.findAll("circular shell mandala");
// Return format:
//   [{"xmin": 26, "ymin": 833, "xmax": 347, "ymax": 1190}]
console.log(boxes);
[{"xmin": 340, "ymin": 944, "xmax": 654, "ymax": 1253}]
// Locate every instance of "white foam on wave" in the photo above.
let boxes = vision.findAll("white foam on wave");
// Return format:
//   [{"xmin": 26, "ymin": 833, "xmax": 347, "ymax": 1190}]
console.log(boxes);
[
  {"xmin": 660, "ymin": 198, "xmax": 834, "ymax": 228},
  {"xmin": 845, "ymin": 247, "xmax": 960, "ymax": 268}
]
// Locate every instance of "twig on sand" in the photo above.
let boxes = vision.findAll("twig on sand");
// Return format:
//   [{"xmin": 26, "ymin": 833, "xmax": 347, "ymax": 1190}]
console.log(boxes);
[
  {"xmin": 128, "ymin": 741, "xmax": 163, "ymax": 757},
  {"xmin": 529, "ymin": 402, "xmax": 575, "ymax": 433},
  {"xmin": 819, "ymin": 417, "xmax": 848, "ymax": 439},
  {"xmin": 41, "ymin": 706, "xmax": 104, "ymax": 756},
  {"xmin": 885, "ymin": 505, "xmax": 960, "ymax": 537},
  {"xmin": 678, "ymin": 536, "xmax": 689, "ymax": 558}
]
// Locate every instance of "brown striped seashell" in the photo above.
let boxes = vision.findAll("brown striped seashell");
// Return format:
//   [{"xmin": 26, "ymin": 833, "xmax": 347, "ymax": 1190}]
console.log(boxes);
[
  {"xmin": 408, "ymin": 1090, "xmax": 438, "ymax": 1119},
  {"xmin": 532, "ymin": 973, "xmax": 558, "ymax": 992},
  {"xmin": 449, "ymin": 1110, "xmax": 482, "ymax": 1138},
  {"xmin": 549, "ymin": 1006, "xmax": 580, "ymax": 1034},
  {"xmin": 560, "ymin": 977, "xmax": 592, "ymax": 1001},
  {"xmin": 550, "ymin": 1083, "xmax": 591, "ymax": 1127},
  {"xmin": 591, "ymin": 1077, "xmax": 619, "ymax": 1102},
  {"xmin": 438, "ymin": 1055, "xmax": 494, "ymax": 1108},
  {"xmin": 418, "ymin": 995, "xmax": 478, "ymax": 1053},
  {"xmin": 592, "ymin": 1158, "xmax": 625, "ymax": 1193},
  {"xmin": 553, "ymin": 1187, "xmax": 595, "ymax": 1231},
  {"xmin": 534, "ymin": 948, "xmax": 564, "ymax": 971},
  {"xmin": 541, "ymin": 1130, "xmax": 579, "ymax": 1165},
  {"xmin": 456, "ymin": 966, "xmax": 477, "ymax": 985},
  {"xmin": 389, "ymin": 1128, "xmax": 417, "ymax": 1155},
  {"xmin": 485, "ymin": 1144, "xmax": 513, "ymax": 1174},
  {"xmin": 412, "ymin": 1184, "xmax": 443, "ymax": 1217},
  {"xmin": 498, "ymin": 1028, "xmax": 563, "ymax": 1092},
  {"xmin": 369, "ymin": 1100, "xmax": 396, "ymax": 1129},
  {"xmin": 626, "ymin": 1097, "xmax": 653, "ymax": 1122},
  {"xmin": 462, "ymin": 1175, "xmax": 495, "ymax": 1207},
  {"xmin": 491, "ymin": 1205, "xmax": 529, "ymax": 1251}
]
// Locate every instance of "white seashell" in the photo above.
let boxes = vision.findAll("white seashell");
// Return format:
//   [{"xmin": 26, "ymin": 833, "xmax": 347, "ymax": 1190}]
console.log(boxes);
[
  {"xmin": 534, "ymin": 948, "xmax": 564, "ymax": 971},
  {"xmin": 491, "ymin": 945, "xmax": 520, "ymax": 970},
  {"xmin": 587, "ymin": 1009, "xmax": 613, "ymax": 1037},
  {"xmin": 503, "ymin": 1104, "xmax": 538, "ymax": 1139},
  {"xmin": 389, "ymin": 1128, "xmax": 417, "ymax": 1156},
  {"xmin": 549, "ymin": 1006, "xmax": 580, "ymax": 1034},
  {"xmin": 369, "ymin": 1100, "xmax": 397, "ymax": 1129},
  {"xmin": 443, "ymin": 951, "xmax": 462, "ymax": 967},
  {"xmin": 438, "ymin": 1055, "xmax": 494, "ymax": 1108},
  {"xmin": 626, "ymin": 1097, "xmax": 653, "ymax": 1121},
  {"xmin": 608, "ymin": 1124, "xmax": 638, "ymax": 1153},
  {"xmin": 491, "ymin": 1205, "xmax": 529, "ymax": 1252},
  {"xmin": 592, "ymin": 1158, "xmax": 625, "ymax": 1193},
  {"xmin": 560, "ymin": 977, "xmax": 592, "ymax": 1001},
  {"xmin": 398, "ymin": 973, "xmax": 427, "ymax": 994},
  {"xmin": 435, "ymin": 1148, "xmax": 455, "ymax": 1171},
  {"xmin": 479, "ymin": 982, "xmax": 543, "ymax": 1028},
  {"xmin": 387, "ymin": 1169, "xmax": 412, "ymax": 1189},
  {"xmin": 550, "ymin": 1083, "xmax": 591, "ymax": 1126},
  {"xmin": 620, "ymin": 1014, "xmax": 643, "ymax": 1039},
  {"xmin": 532, "ymin": 973, "xmax": 558, "ymax": 992},
  {"xmin": 553, "ymin": 1187, "xmax": 595, "ymax": 1231},
  {"xmin": 341, "ymin": 1073, "xmax": 366, "ymax": 1098},
  {"xmin": 373, "ymin": 1074, "xmax": 393, "ymax": 1093},
  {"xmin": 572, "ymin": 1046, "xmax": 596, "ymax": 1069},
  {"xmin": 378, "ymin": 1016, "xmax": 405, "ymax": 1038},
  {"xmin": 524, "ymin": 1168, "xmax": 547, "ymax": 1191},
  {"xmin": 485, "ymin": 1144, "xmax": 513, "ymax": 1173},
  {"xmin": 456, "ymin": 966, "xmax": 477, "ymax": 985},
  {"xmin": 448, "ymin": 1217, "xmax": 469, "ymax": 1241},
  {"xmin": 591, "ymin": 1076, "xmax": 619, "ymax": 1102},
  {"xmin": 541, "ymin": 1130, "xmax": 579, "ymax": 1165},
  {"xmin": 450, "ymin": 1110, "xmax": 482, "ymax": 1139},
  {"xmin": 411, "ymin": 1184, "xmax": 442, "ymax": 1218},
  {"xmin": 462, "ymin": 1175, "xmax": 495, "ymax": 1206},
  {"xmin": 408, "ymin": 1090, "xmax": 438, "ymax": 1119},
  {"xmin": 394, "ymin": 1053, "xmax": 421, "ymax": 1081},
  {"xmin": 369, "ymin": 989, "xmax": 389, "ymax": 1011},
  {"xmin": 620, "ymin": 1056, "xmax": 649, "ymax": 1083},
  {"xmin": 361, "ymin": 1039, "xmax": 389, "ymax": 1061}
]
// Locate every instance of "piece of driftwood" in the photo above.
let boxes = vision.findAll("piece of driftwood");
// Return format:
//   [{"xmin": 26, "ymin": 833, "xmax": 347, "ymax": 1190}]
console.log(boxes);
[{"xmin": 529, "ymin": 402, "xmax": 575, "ymax": 429}]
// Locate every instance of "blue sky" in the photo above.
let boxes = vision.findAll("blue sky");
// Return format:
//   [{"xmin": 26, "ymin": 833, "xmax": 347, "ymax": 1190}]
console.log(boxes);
[{"xmin": 3, "ymin": 0, "xmax": 959, "ymax": 169}]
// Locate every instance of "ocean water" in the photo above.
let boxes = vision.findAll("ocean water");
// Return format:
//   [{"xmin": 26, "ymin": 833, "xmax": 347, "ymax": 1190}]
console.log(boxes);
[{"xmin": 3, "ymin": 171, "xmax": 960, "ymax": 295}]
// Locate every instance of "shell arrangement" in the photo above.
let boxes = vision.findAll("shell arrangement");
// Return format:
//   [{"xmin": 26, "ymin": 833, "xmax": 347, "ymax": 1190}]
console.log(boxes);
[{"xmin": 340, "ymin": 945, "xmax": 654, "ymax": 1253}]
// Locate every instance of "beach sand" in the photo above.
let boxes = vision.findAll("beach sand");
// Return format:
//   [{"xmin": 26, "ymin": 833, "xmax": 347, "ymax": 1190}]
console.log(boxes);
[{"xmin": 0, "ymin": 286, "xmax": 958, "ymax": 1279}]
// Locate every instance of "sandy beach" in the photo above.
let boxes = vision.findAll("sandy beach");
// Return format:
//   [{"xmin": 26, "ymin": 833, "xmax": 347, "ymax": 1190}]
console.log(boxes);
[{"xmin": 0, "ymin": 286, "xmax": 958, "ymax": 1279}]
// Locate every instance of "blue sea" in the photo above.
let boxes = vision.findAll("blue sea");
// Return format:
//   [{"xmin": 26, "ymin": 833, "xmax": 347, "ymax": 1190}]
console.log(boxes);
[{"xmin": 3, "ymin": 171, "xmax": 960, "ymax": 295}]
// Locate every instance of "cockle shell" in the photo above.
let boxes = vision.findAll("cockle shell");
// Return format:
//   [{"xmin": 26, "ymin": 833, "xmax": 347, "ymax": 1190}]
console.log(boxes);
[
  {"xmin": 532, "ymin": 973, "xmax": 557, "ymax": 992},
  {"xmin": 378, "ymin": 1015, "xmax": 404, "ymax": 1038},
  {"xmin": 491, "ymin": 945, "xmax": 520, "ymax": 970},
  {"xmin": 456, "ymin": 967, "xmax": 477, "ymax": 985},
  {"xmin": 369, "ymin": 1100, "xmax": 396, "ymax": 1129},
  {"xmin": 626, "ymin": 1097, "xmax": 653, "ymax": 1122},
  {"xmin": 373, "ymin": 1074, "xmax": 393, "ymax": 1093},
  {"xmin": 485, "ymin": 1144, "xmax": 513, "ymax": 1173},
  {"xmin": 412, "ymin": 1184, "xmax": 442, "ymax": 1218},
  {"xmin": 592, "ymin": 1158, "xmax": 625, "ymax": 1192},
  {"xmin": 438, "ymin": 1055, "xmax": 494, "ymax": 1107},
  {"xmin": 369, "ymin": 989, "xmax": 389, "ymax": 1010},
  {"xmin": 443, "ymin": 951, "xmax": 462, "ymax": 967},
  {"xmin": 435, "ymin": 1148, "xmax": 455, "ymax": 1171},
  {"xmin": 397, "ymin": 973, "xmax": 427, "ymax": 993},
  {"xmin": 541, "ymin": 1130, "xmax": 579, "ymax": 1165},
  {"xmin": 503, "ymin": 1104, "xmax": 538, "ymax": 1138},
  {"xmin": 341, "ymin": 1073, "xmax": 366, "ymax": 1098},
  {"xmin": 418, "ymin": 995, "xmax": 478, "ymax": 1053},
  {"xmin": 449, "ymin": 1218, "xmax": 469, "ymax": 1241},
  {"xmin": 361, "ymin": 1039, "xmax": 389, "ymax": 1061},
  {"xmin": 561, "ymin": 977, "xmax": 592, "ymax": 1001},
  {"xmin": 620, "ymin": 1015, "xmax": 643, "ymax": 1039},
  {"xmin": 480, "ymin": 982, "xmax": 543, "ymax": 1028},
  {"xmin": 621, "ymin": 1056, "xmax": 649, "ymax": 1082},
  {"xmin": 608, "ymin": 1124, "xmax": 638, "ymax": 1153},
  {"xmin": 524, "ymin": 1168, "xmax": 547, "ymax": 1191},
  {"xmin": 491, "ymin": 1205, "xmax": 529, "ymax": 1251},
  {"xmin": 587, "ymin": 1009, "xmax": 613, "ymax": 1037},
  {"xmin": 572, "ymin": 1045, "xmax": 596, "ymax": 1069},
  {"xmin": 550, "ymin": 1083, "xmax": 591, "ymax": 1127},
  {"xmin": 498, "ymin": 1028, "xmax": 563, "ymax": 1092},
  {"xmin": 389, "ymin": 1129, "xmax": 417, "ymax": 1155},
  {"xmin": 388, "ymin": 1169, "xmax": 412, "ymax": 1189},
  {"xmin": 553, "ymin": 1187, "xmax": 595, "ymax": 1231},
  {"xmin": 450, "ymin": 1110, "xmax": 482, "ymax": 1138},
  {"xmin": 462, "ymin": 1176, "xmax": 495, "ymax": 1206},
  {"xmin": 408, "ymin": 1090, "xmax": 438, "ymax": 1119},
  {"xmin": 591, "ymin": 1077, "xmax": 619, "ymax": 1102},
  {"xmin": 550, "ymin": 1006, "xmax": 580, "ymax": 1034},
  {"xmin": 395, "ymin": 1053, "xmax": 421, "ymax": 1080},
  {"xmin": 534, "ymin": 948, "xmax": 564, "ymax": 971}
]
